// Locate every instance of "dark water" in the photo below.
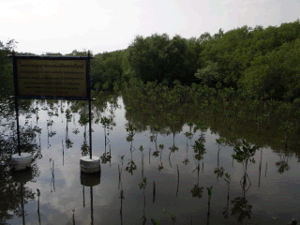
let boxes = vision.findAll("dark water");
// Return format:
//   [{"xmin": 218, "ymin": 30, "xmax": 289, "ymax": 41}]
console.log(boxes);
[{"xmin": 1, "ymin": 96, "xmax": 300, "ymax": 225}]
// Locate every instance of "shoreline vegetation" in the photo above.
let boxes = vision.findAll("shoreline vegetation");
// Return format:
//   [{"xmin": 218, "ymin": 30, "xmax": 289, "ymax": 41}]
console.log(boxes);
[{"xmin": 1, "ymin": 20, "xmax": 300, "ymax": 156}]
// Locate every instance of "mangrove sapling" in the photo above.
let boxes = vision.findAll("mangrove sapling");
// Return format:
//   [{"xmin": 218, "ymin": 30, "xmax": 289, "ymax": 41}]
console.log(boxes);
[
  {"xmin": 192, "ymin": 139, "xmax": 206, "ymax": 161},
  {"xmin": 153, "ymin": 181, "xmax": 156, "ymax": 203},
  {"xmin": 193, "ymin": 121, "xmax": 207, "ymax": 143},
  {"xmin": 65, "ymin": 109, "xmax": 73, "ymax": 149},
  {"xmin": 119, "ymin": 189, "xmax": 125, "ymax": 225},
  {"xmin": 191, "ymin": 140, "xmax": 205, "ymax": 199},
  {"xmin": 158, "ymin": 144, "xmax": 164, "ymax": 171},
  {"xmin": 232, "ymin": 140, "xmax": 257, "ymax": 192},
  {"xmin": 176, "ymin": 164, "xmax": 180, "ymax": 197},
  {"xmin": 37, "ymin": 189, "xmax": 41, "ymax": 225},
  {"xmin": 223, "ymin": 173, "xmax": 231, "ymax": 219},
  {"xmin": 125, "ymin": 124, "xmax": 137, "ymax": 175},
  {"xmin": 118, "ymin": 155, "xmax": 125, "ymax": 190},
  {"xmin": 214, "ymin": 137, "xmax": 226, "ymax": 181},
  {"xmin": 206, "ymin": 186, "xmax": 213, "ymax": 215},
  {"xmin": 49, "ymin": 158, "xmax": 55, "ymax": 193},
  {"xmin": 100, "ymin": 116, "xmax": 114, "ymax": 163},
  {"xmin": 183, "ymin": 131, "xmax": 192, "ymax": 165}
]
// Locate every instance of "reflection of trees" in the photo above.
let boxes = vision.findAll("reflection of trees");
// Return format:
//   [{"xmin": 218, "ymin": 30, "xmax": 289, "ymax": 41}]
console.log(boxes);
[
  {"xmin": 275, "ymin": 153, "xmax": 290, "ymax": 174},
  {"xmin": 122, "ymin": 82, "xmax": 300, "ymax": 163},
  {"xmin": 231, "ymin": 196, "xmax": 252, "ymax": 224},
  {"xmin": 0, "ymin": 121, "xmax": 40, "ymax": 223}
]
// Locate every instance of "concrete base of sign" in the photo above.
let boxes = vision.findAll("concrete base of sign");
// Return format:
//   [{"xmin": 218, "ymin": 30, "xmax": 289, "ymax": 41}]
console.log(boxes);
[
  {"xmin": 80, "ymin": 156, "xmax": 100, "ymax": 173},
  {"xmin": 11, "ymin": 153, "xmax": 32, "ymax": 171}
]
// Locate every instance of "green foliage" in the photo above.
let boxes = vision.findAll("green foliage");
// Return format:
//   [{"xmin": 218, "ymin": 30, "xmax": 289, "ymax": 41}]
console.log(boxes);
[
  {"xmin": 0, "ymin": 39, "xmax": 16, "ymax": 98},
  {"xmin": 192, "ymin": 140, "xmax": 206, "ymax": 160},
  {"xmin": 191, "ymin": 185, "xmax": 204, "ymax": 198},
  {"xmin": 232, "ymin": 140, "xmax": 257, "ymax": 164},
  {"xmin": 127, "ymin": 34, "xmax": 198, "ymax": 85},
  {"xmin": 195, "ymin": 60, "xmax": 220, "ymax": 87}
]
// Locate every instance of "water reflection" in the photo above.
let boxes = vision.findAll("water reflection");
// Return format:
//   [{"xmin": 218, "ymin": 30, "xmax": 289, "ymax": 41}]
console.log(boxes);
[
  {"xmin": 0, "ymin": 103, "xmax": 40, "ymax": 224},
  {"xmin": 9, "ymin": 168, "xmax": 37, "ymax": 225},
  {"xmin": 1, "ymin": 91, "xmax": 300, "ymax": 224},
  {"xmin": 80, "ymin": 172, "xmax": 101, "ymax": 225}
]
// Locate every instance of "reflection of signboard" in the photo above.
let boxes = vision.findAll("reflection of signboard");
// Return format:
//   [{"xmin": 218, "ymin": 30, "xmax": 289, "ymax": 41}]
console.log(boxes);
[{"xmin": 16, "ymin": 59, "xmax": 88, "ymax": 98}]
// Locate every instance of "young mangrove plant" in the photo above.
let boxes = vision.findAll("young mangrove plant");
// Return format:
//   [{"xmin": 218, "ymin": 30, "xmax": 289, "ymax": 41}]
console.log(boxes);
[
  {"xmin": 125, "ymin": 123, "xmax": 137, "ymax": 175},
  {"xmin": 158, "ymin": 144, "xmax": 164, "ymax": 171},
  {"xmin": 223, "ymin": 173, "xmax": 231, "ymax": 219},
  {"xmin": 100, "ymin": 116, "xmax": 114, "ymax": 163},
  {"xmin": 214, "ymin": 137, "xmax": 226, "ymax": 181},
  {"xmin": 183, "ymin": 124, "xmax": 194, "ymax": 165},
  {"xmin": 232, "ymin": 140, "xmax": 257, "ymax": 193},
  {"xmin": 191, "ymin": 139, "xmax": 206, "ymax": 199},
  {"xmin": 206, "ymin": 185, "xmax": 213, "ymax": 214},
  {"xmin": 118, "ymin": 155, "xmax": 125, "ymax": 190}
]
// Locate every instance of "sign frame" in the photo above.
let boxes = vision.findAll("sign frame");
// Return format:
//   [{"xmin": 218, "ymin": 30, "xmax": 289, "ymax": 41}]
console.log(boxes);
[
  {"xmin": 10, "ymin": 52, "xmax": 94, "ymax": 159},
  {"xmin": 12, "ymin": 54, "xmax": 92, "ymax": 101}
]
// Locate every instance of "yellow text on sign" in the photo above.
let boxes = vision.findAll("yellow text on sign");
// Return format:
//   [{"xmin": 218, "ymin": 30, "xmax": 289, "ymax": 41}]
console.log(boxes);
[{"xmin": 17, "ymin": 59, "xmax": 87, "ymax": 97}]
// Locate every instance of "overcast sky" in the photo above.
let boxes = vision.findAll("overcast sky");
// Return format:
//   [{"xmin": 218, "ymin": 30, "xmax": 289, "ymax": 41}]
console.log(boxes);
[{"xmin": 1, "ymin": 0, "xmax": 299, "ymax": 55}]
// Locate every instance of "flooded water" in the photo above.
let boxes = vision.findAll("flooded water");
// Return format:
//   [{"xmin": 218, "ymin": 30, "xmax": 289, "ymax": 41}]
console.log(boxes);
[{"xmin": 1, "ymin": 95, "xmax": 300, "ymax": 225}]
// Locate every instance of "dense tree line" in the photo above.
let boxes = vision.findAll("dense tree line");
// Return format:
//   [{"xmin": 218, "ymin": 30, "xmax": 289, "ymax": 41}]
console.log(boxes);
[
  {"xmin": 1, "ymin": 19, "xmax": 300, "ymax": 100},
  {"xmin": 91, "ymin": 19, "xmax": 300, "ymax": 100}
]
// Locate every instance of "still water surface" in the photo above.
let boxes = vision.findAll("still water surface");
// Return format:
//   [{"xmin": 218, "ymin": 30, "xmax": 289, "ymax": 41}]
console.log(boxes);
[{"xmin": 3, "ymin": 96, "xmax": 300, "ymax": 225}]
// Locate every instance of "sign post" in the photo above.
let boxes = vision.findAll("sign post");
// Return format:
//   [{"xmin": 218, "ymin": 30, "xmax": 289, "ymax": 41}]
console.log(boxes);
[{"xmin": 11, "ymin": 52, "xmax": 100, "ymax": 173}]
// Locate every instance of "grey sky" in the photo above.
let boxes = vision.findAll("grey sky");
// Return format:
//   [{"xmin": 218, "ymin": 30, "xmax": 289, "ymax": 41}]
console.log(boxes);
[{"xmin": 1, "ymin": 0, "xmax": 299, "ymax": 54}]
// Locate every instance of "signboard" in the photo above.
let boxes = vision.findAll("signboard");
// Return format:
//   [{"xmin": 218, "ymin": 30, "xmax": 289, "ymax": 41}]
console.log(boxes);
[
  {"xmin": 12, "ymin": 55, "xmax": 91, "ymax": 100},
  {"xmin": 16, "ymin": 59, "xmax": 87, "ymax": 98},
  {"xmin": 11, "ymin": 53, "xmax": 95, "ymax": 159}
]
